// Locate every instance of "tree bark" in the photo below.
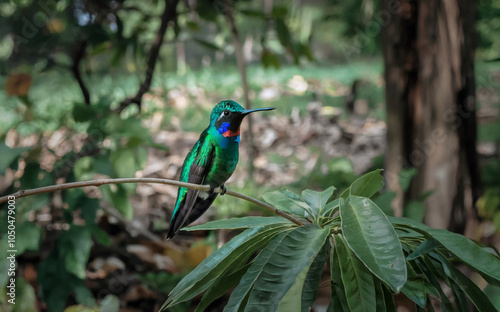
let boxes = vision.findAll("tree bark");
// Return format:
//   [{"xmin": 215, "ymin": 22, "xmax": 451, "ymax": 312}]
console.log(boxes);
[{"xmin": 380, "ymin": 0, "xmax": 480, "ymax": 232}]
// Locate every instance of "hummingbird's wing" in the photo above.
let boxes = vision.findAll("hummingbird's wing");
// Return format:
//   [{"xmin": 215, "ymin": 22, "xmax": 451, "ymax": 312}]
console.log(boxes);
[{"xmin": 167, "ymin": 134, "xmax": 215, "ymax": 239}]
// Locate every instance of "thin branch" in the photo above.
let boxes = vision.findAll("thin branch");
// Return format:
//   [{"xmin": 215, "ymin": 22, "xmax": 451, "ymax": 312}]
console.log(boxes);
[
  {"xmin": 114, "ymin": 0, "xmax": 180, "ymax": 114},
  {"xmin": 224, "ymin": 189, "xmax": 305, "ymax": 225},
  {"xmin": 0, "ymin": 178, "xmax": 305, "ymax": 226},
  {"xmin": 71, "ymin": 39, "xmax": 91, "ymax": 106}
]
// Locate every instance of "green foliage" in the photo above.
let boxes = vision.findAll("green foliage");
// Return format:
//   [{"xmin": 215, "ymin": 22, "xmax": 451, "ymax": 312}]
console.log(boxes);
[
  {"xmin": 0, "ymin": 143, "xmax": 31, "ymax": 174},
  {"xmin": 37, "ymin": 249, "xmax": 95, "ymax": 312},
  {"xmin": 137, "ymin": 271, "xmax": 186, "ymax": 295},
  {"xmin": 0, "ymin": 90, "xmax": 157, "ymax": 311},
  {"xmin": 161, "ymin": 170, "xmax": 500, "ymax": 311},
  {"xmin": 225, "ymin": 225, "xmax": 329, "ymax": 311},
  {"xmin": 340, "ymin": 196, "xmax": 406, "ymax": 292},
  {"xmin": 477, "ymin": 0, "xmax": 500, "ymax": 59},
  {"xmin": 185, "ymin": 216, "xmax": 292, "ymax": 231},
  {"xmin": 99, "ymin": 295, "xmax": 120, "ymax": 312},
  {"xmin": 478, "ymin": 159, "xmax": 500, "ymax": 231}
]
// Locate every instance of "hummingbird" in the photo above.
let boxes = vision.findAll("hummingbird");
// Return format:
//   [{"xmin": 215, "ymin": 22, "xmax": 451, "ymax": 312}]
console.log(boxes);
[{"xmin": 167, "ymin": 100, "xmax": 275, "ymax": 239}]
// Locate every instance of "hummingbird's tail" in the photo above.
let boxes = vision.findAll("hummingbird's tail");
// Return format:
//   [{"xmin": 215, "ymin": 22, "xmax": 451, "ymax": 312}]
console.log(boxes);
[{"xmin": 167, "ymin": 193, "xmax": 218, "ymax": 239}]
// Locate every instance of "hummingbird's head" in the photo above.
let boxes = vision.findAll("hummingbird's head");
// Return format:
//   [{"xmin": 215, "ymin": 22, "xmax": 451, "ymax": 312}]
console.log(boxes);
[{"xmin": 210, "ymin": 100, "xmax": 275, "ymax": 138}]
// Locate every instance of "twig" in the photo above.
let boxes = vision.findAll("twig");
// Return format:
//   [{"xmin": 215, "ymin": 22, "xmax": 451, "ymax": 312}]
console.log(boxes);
[
  {"xmin": 0, "ymin": 178, "xmax": 305, "ymax": 226},
  {"xmin": 71, "ymin": 39, "xmax": 91, "ymax": 106},
  {"xmin": 224, "ymin": 190, "xmax": 306, "ymax": 225},
  {"xmin": 114, "ymin": 0, "xmax": 180, "ymax": 114}
]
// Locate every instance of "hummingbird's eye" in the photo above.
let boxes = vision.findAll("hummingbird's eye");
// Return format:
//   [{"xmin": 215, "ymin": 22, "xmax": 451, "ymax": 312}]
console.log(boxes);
[{"xmin": 222, "ymin": 110, "xmax": 230, "ymax": 117}]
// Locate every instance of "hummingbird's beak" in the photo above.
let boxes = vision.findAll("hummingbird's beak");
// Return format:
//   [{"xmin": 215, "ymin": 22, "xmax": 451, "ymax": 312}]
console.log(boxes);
[{"xmin": 242, "ymin": 107, "xmax": 276, "ymax": 115}]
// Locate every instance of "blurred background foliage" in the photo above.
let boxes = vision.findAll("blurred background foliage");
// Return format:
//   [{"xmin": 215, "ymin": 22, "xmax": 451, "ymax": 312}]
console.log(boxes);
[{"xmin": 0, "ymin": 0, "xmax": 499, "ymax": 311}]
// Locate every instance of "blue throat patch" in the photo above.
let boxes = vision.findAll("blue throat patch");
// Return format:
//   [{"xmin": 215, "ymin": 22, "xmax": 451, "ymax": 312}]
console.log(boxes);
[{"xmin": 218, "ymin": 122, "xmax": 230, "ymax": 134}]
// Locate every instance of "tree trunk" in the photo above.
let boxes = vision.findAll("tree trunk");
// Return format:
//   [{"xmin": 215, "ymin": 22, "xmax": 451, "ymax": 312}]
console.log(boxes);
[{"xmin": 380, "ymin": 0, "xmax": 480, "ymax": 232}]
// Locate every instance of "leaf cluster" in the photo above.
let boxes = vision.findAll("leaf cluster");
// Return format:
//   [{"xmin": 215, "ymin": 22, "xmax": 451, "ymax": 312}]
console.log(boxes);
[{"xmin": 161, "ymin": 170, "xmax": 500, "ymax": 311}]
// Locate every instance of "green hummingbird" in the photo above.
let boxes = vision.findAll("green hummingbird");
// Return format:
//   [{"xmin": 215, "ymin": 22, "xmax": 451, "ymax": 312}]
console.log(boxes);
[{"xmin": 167, "ymin": 100, "xmax": 275, "ymax": 239}]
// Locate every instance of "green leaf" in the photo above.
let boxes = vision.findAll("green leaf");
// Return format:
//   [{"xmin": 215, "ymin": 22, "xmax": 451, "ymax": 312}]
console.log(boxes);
[
  {"xmin": 298, "ymin": 42, "xmax": 314, "ymax": 61},
  {"xmin": 340, "ymin": 196, "xmax": 407, "ymax": 292},
  {"xmin": 372, "ymin": 192, "xmax": 396, "ymax": 216},
  {"xmin": 276, "ymin": 260, "xmax": 310, "ymax": 312},
  {"xmin": 448, "ymin": 278, "xmax": 470, "ymax": 312},
  {"xmin": 104, "ymin": 184, "xmax": 133, "ymax": 220},
  {"xmin": 323, "ymin": 198, "xmax": 340, "ymax": 217},
  {"xmin": 58, "ymin": 226, "xmax": 92, "ymax": 280},
  {"xmin": 19, "ymin": 162, "xmax": 54, "ymax": 190},
  {"xmin": 405, "ymin": 260, "xmax": 439, "ymax": 299},
  {"xmin": 12, "ymin": 277, "xmax": 36, "ymax": 312},
  {"xmin": 63, "ymin": 305, "xmax": 99, "ymax": 312},
  {"xmin": 262, "ymin": 188, "xmax": 312, "ymax": 218},
  {"xmin": 100, "ymin": 295, "xmax": 120, "ymax": 312},
  {"xmin": 72, "ymin": 102, "xmax": 96, "ymax": 123},
  {"xmin": 390, "ymin": 216, "xmax": 500, "ymax": 284},
  {"xmin": 261, "ymin": 49, "xmax": 281, "ymax": 69},
  {"xmin": 111, "ymin": 146, "xmax": 147, "ymax": 179},
  {"xmin": 106, "ymin": 115, "xmax": 161, "ymax": 149},
  {"xmin": 403, "ymin": 200, "xmax": 426, "ymax": 222},
  {"xmin": 272, "ymin": 5, "xmax": 288, "ymax": 18},
  {"xmin": 184, "ymin": 216, "xmax": 292, "ymax": 231},
  {"xmin": 63, "ymin": 189, "xmax": 100, "ymax": 226},
  {"xmin": 0, "ymin": 253, "xmax": 9, "ymax": 287},
  {"xmin": 483, "ymin": 285, "xmax": 500, "ymax": 311},
  {"xmin": 416, "ymin": 256, "xmax": 454, "ymax": 311},
  {"xmin": 37, "ymin": 250, "xmax": 84, "ymax": 312},
  {"xmin": 275, "ymin": 18, "xmax": 292, "ymax": 48},
  {"xmin": 399, "ymin": 168, "xmax": 418, "ymax": 192},
  {"xmin": 240, "ymin": 9, "xmax": 266, "ymax": 18},
  {"xmin": 80, "ymin": 198, "xmax": 99, "ymax": 226},
  {"xmin": 432, "ymin": 252, "xmax": 498, "ymax": 312},
  {"xmin": 74, "ymin": 283, "xmax": 97, "ymax": 307},
  {"xmin": 340, "ymin": 169, "xmax": 384, "ymax": 199},
  {"xmin": 330, "ymin": 237, "xmax": 350, "ymax": 312},
  {"xmin": 193, "ymin": 38, "xmax": 222, "ymax": 51},
  {"xmin": 225, "ymin": 225, "xmax": 330, "ymax": 311},
  {"xmin": 301, "ymin": 244, "xmax": 329, "ymax": 311},
  {"xmin": 374, "ymin": 280, "xmax": 396, "ymax": 312},
  {"xmin": 91, "ymin": 226, "xmax": 111, "ymax": 246},
  {"xmin": 161, "ymin": 224, "xmax": 292, "ymax": 310},
  {"xmin": 0, "ymin": 143, "xmax": 30, "ymax": 174},
  {"xmin": 406, "ymin": 239, "xmax": 440, "ymax": 261},
  {"xmin": 138, "ymin": 271, "xmax": 182, "ymax": 294},
  {"xmin": 401, "ymin": 278, "xmax": 429, "ymax": 308},
  {"xmin": 335, "ymin": 234, "xmax": 376, "ymax": 312},
  {"xmin": 195, "ymin": 263, "xmax": 252, "ymax": 312},
  {"xmin": 301, "ymin": 186, "xmax": 336, "ymax": 218},
  {"xmin": 15, "ymin": 222, "xmax": 40, "ymax": 255}
]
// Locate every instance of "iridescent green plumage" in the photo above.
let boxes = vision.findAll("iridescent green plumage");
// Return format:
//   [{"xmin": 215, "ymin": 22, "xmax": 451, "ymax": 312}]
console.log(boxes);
[{"xmin": 167, "ymin": 100, "xmax": 275, "ymax": 239}]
